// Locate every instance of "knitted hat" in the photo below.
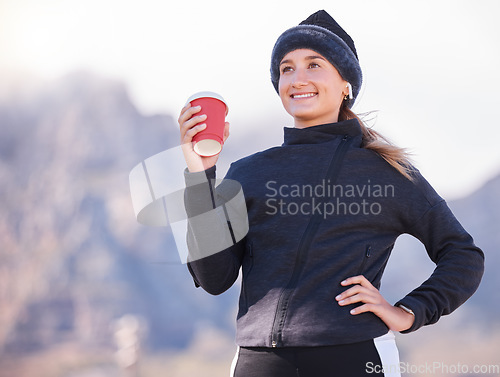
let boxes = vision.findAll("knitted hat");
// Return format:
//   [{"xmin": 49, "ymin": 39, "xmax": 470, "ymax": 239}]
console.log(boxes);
[{"xmin": 270, "ymin": 10, "xmax": 362, "ymax": 107}]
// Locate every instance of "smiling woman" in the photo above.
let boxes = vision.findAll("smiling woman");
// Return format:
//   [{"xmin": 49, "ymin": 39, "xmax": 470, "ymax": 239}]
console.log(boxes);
[{"xmin": 178, "ymin": 9, "xmax": 484, "ymax": 377}]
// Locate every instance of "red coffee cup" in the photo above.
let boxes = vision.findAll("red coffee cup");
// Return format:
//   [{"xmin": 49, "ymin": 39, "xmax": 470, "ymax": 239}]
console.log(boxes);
[{"xmin": 186, "ymin": 91, "xmax": 228, "ymax": 157}]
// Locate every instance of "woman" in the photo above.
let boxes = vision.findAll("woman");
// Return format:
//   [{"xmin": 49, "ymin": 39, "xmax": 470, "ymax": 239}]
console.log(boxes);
[{"xmin": 178, "ymin": 10, "xmax": 484, "ymax": 377}]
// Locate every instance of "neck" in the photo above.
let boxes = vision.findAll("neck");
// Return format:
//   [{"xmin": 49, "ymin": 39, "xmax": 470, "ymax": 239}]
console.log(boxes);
[
  {"xmin": 294, "ymin": 115, "xmax": 339, "ymax": 129},
  {"xmin": 292, "ymin": 109, "xmax": 341, "ymax": 128}
]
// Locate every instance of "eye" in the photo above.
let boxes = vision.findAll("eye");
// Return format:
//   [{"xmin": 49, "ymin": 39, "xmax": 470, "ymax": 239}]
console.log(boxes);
[
  {"xmin": 281, "ymin": 66, "xmax": 293, "ymax": 74},
  {"xmin": 309, "ymin": 62, "xmax": 320, "ymax": 69}
]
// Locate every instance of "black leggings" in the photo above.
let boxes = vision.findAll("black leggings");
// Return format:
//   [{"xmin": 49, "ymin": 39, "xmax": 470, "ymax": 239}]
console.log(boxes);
[{"xmin": 231, "ymin": 340, "xmax": 386, "ymax": 377}]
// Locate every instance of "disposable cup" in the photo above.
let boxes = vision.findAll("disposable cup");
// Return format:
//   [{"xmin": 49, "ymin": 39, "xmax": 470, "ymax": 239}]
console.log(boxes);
[{"xmin": 186, "ymin": 91, "xmax": 228, "ymax": 157}]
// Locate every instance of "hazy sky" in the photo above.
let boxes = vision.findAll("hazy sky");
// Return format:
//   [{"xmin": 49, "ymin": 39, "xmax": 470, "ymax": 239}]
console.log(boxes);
[{"xmin": 1, "ymin": 0, "xmax": 499, "ymax": 199}]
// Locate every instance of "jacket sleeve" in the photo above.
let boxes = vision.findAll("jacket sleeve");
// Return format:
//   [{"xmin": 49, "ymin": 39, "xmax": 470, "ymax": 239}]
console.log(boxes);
[
  {"xmin": 395, "ymin": 199, "xmax": 484, "ymax": 333},
  {"xmin": 183, "ymin": 164, "xmax": 246, "ymax": 295}
]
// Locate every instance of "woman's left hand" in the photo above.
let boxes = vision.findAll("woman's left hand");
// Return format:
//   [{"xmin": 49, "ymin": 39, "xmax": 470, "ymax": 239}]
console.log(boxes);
[{"xmin": 335, "ymin": 275, "xmax": 415, "ymax": 332}]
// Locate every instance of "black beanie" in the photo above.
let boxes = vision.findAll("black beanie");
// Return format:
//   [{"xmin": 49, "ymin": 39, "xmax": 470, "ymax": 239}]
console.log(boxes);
[{"xmin": 270, "ymin": 10, "xmax": 362, "ymax": 107}]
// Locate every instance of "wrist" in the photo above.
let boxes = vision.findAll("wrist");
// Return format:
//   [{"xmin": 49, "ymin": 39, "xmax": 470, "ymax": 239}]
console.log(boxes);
[
  {"xmin": 394, "ymin": 304, "xmax": 415, "ymax": 332},
  {"xmin": 397, "ymin": 304, "xmax": 414, "ymax": 316}
]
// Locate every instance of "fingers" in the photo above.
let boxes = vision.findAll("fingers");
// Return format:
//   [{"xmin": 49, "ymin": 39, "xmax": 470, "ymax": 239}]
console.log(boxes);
[
  {"xmin": 336, "ymin": 275, "xmax": 385, "ymax": 314},
  {"xmin": 222, "ymin": 122, "xmax": 230, "ymax": 143},
  {"xmin": 178, "ymin": 102, "xmax": 200, "ymax": 125},
  {"xmin": 178, "ymin": 104, "xmax": 208, "ymax": 143},
  {"xmin": 336, "ymin": 286, "xmax": 377, "ymax": 307},
  {"xmin": 179, "ymin": 105, "xmax": 206, "ymax": 129},
  {"xmin": 340, "ymin": 275, "xmax": 375, "ymax": 289},
  {"xmin": 349, "ymin": 303, "xmax": 374, "ymax": 315},
  {"xmin": 182, "ymin": 122, "xmax": 207, "ymax": 144}
]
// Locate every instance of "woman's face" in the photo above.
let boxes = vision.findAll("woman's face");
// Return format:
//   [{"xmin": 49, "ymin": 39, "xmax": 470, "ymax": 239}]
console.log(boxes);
[{"xmin": 278, "ymin": 49, "xmax": 348, "ymax": 128}]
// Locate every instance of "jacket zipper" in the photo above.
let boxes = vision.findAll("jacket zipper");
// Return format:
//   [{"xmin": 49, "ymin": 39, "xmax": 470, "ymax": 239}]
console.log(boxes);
[
  {"xmin": 270, "ymin": 135, "xmax": 352, "ymax": 348},
  {"xmin": 357, "ymin": 245, "xmax": 372, "ymax": 275}
]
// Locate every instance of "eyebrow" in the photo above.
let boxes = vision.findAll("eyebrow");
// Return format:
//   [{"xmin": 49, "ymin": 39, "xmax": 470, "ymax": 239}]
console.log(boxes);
[{"xmin": 279, "ymin": 55, "xmax": 327, "ymax": 66}]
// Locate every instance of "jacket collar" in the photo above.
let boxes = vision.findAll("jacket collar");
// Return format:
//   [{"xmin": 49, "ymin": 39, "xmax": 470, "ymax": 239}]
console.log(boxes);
[{"xmin": 283, "ymin": 118, "xmax": 362, "ymax": 146}]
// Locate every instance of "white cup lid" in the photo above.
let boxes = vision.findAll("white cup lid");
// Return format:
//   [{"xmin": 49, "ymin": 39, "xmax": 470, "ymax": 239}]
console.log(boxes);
[{"xmin": 186, "ymin": 91, "xmax": 228, "ymax": 115}]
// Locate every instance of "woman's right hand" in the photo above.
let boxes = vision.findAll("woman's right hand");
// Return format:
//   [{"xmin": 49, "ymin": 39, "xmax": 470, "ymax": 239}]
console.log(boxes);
[{"xmin": 178, "ymin": 103, "xmax": 230, "ymax": 173}]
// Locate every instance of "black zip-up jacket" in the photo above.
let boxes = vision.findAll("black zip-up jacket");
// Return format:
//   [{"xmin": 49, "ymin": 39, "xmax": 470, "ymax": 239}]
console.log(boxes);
[{"xmin": 184, "ymin": 119, "xmax": 484, "ymax": 348}]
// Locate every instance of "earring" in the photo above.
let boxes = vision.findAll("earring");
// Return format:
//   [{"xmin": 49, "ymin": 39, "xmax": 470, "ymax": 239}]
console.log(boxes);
[{"xmin": 346, "ymin": 83, "xmax": 353, "ymax": 100}]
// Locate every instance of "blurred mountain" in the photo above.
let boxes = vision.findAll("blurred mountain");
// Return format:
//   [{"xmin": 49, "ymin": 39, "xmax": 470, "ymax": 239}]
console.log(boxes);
[
  {"xmin": 0, "ymin": 71, "xmax": 498, "ymax": 375},
  {"xmin": 0, "ymin": 71, "xmax": 239, "ymax": 359}
]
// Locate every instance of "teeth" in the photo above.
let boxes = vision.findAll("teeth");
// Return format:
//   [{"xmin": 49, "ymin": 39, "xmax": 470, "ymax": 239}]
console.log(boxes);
[{"xmin": 292, "ymin": 93, "xmax": 316, "ymax": 99}]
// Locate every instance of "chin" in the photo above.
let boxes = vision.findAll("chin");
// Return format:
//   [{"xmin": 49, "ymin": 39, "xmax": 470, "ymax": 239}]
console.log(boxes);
[{"xmin": 289, "ymin": 109, "xmax": 317, "ymax": 122}]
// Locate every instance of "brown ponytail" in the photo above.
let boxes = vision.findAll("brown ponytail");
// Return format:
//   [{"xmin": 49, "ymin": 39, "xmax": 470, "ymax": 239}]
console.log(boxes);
[{"xmin": 338, "ymin": 102, "xmax": 415, "ymax": 181}]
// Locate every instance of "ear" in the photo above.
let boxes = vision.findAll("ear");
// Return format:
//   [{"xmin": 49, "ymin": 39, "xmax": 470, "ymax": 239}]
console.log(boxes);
[{"xmin": 341, "ymin": 81, "xmax": 349, "ymax": 96}]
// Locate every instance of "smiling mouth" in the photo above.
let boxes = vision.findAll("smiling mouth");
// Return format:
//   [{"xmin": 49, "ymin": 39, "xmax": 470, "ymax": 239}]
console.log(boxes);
[{"xmin": 291, "ymin": 93, "xmax": 317, "ymax": 99}]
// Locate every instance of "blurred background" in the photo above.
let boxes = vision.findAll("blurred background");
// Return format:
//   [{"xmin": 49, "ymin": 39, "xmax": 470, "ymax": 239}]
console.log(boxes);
[{"xmin": 0, "ymin": 1, "xmax": 499, "ymax": 376}]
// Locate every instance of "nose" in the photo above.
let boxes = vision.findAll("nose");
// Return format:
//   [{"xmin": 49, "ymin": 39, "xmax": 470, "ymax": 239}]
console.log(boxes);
[{"xmin": 292, "ymin": 68, "xmax": 308, "ymax": 88}]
